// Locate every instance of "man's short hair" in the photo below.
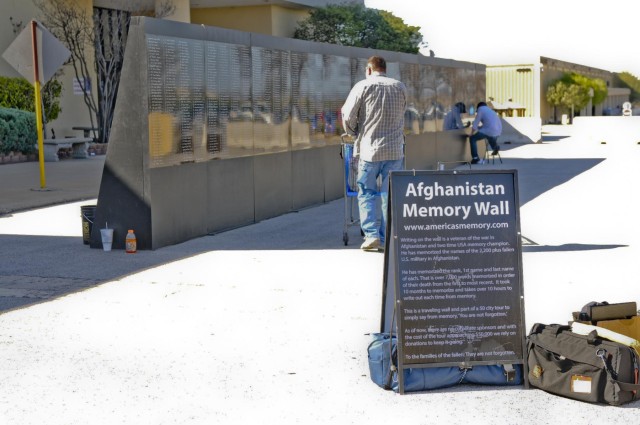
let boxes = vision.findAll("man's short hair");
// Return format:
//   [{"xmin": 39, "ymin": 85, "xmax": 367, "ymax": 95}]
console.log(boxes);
[
  {"xmin": 477, "ymin": 101, "xmax": 487, "ymax": 109},
  {"xmin": 367, "ymin": 56, "xmax": 386, "ymax": 72}
]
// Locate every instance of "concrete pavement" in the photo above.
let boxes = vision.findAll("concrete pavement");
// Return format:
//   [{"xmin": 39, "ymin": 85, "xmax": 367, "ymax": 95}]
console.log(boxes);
[
  {"xmin": 1, "ymin": 124, "xmax": 640, "ymax": 424},
  {"xmin": 0, "ymin": 155, "xmax": 105, "ymax": 215}
]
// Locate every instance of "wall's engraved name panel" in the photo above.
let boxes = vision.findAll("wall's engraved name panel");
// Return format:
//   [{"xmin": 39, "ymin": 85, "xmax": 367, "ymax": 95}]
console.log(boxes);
[{"xmin": 146, "ymin": 35, "xmax": 485, "ymax": 168}]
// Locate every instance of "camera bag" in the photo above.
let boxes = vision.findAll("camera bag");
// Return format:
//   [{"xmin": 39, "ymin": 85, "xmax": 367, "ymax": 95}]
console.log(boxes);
[{"xmin": 527, "ymin": 323, "xmax": 640, "ymax": 405}]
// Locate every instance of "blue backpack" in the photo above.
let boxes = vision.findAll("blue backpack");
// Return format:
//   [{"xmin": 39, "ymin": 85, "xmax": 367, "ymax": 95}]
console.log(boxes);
[{"xmin": 367, "ymin": 333, "xmax": 522, "ymax": 392}]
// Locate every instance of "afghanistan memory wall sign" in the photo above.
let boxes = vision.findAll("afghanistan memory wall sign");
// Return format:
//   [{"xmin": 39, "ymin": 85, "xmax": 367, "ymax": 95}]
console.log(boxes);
[{"xmin": 382, "ymin": 170, "xmax": 526, "ymax": 385}]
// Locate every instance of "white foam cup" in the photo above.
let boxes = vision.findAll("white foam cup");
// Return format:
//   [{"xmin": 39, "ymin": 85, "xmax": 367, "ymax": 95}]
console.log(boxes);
[{"xmin": 100, "ymin": 228, "xmax": 114, "ymax": 252}]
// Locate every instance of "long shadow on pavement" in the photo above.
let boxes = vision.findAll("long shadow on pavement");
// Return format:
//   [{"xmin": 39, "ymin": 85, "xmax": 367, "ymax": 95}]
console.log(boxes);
[
  {"xmin": 0, "ymin": 156, "xmax": 609, "ymax": 313},
  {"xmin": 497, "ymin": 157, "xmax": 604, "ymax": 205},
  {"xmin": 522, "ymin": 243, "xmax": 626, "ymax": 252}
]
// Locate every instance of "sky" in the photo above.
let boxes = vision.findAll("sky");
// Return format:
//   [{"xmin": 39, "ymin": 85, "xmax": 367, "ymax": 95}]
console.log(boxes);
[{"xmin": 364, "ymin": 0, "xmax": 640, "ymax": 78}]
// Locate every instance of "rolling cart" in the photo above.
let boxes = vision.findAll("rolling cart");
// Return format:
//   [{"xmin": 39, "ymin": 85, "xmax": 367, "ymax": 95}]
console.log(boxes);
[{"xmin": 341, "ymin": 135, "xmax": 363, "ymax": 245}]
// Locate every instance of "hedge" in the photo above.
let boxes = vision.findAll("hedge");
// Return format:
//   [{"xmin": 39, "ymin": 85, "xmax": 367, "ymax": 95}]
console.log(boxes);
[
  {"xmin": 0, "ymin": 107, "xmax": 37, "ymax": 154},
  {"xmin": 0, "ymin": 75, "xmax": 62, "ymax": 121}
]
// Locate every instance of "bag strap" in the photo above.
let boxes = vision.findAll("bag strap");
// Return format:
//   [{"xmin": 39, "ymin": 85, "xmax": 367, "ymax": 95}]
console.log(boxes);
[
  {"xmin": 551, "ymin": 324, "xmax": 572, "ymax": 336},
  {"xmin": 617, "ymin": 381, "xmax": 640, "ymax": 392},
  {"xmin": 383, "ymin": 345, "xmax": 397, "ymax": 390},
  {"xmin": 596, "ymin": 349, "xmax": 640, "ymax": 392},
  {"xmin": 586, "ymin": 330, "xmax": 598, "ymax": 345},
  {"xmin": 383, "ymin": 303, "xmax": 397, "ymax": 390},
  {"xmin": 529, "ymin": 323, "xmax": 571, "ymax": 336}
]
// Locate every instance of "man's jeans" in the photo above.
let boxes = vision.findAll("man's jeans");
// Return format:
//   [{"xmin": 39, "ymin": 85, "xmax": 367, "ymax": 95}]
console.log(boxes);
[
  {"xmin": 357, "ymin": 158, "xmax": 404, "ymax": 243},
  {"xmin": 469, "ymin": 131, "xmax": 499, "ymax": 159}
]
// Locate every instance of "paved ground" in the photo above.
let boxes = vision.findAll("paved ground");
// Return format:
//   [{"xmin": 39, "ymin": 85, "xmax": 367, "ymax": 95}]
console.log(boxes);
[
  {"xmin": 0, "ymin": 155, "xmax": 105, "ymax": 215},
  {"xmin": 1, "ymin": 125, "xmax": 639, "ymax": 424}
]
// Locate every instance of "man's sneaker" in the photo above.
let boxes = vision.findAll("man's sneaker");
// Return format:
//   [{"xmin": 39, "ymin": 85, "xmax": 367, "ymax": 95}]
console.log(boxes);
[
  {"xmin": 470, "ymin": 158, "xmax": 480, "ymax": 164},
  {"xmin": 492, "ymin": 146, "xmax": 500, "ymax": 155},
  {"xmin": 361, "ymin": 237, "xmax": 381, "ymax": 251}
]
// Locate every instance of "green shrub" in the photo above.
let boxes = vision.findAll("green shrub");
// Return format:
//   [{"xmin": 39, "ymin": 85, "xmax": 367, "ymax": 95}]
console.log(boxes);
[
  {"xmin": 0, "ymin": 76, "xmax": 62, "ymax": 121},
  {"xmin": 0, "ymin": 76, "xmax": 32, "ymax": 111},
  {"xmin": 0, "ymin": 107, "xmax": 37, "ymax": 154}
]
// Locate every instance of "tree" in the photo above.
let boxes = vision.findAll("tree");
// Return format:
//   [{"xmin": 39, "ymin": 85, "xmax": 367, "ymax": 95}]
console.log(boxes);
[
  {"xmin": 614, "ymin": 71, "xmax": 640, "ymax": 104},
  {"xmin": 293, "ymin": 3, "xmax": 424, "ymax": 54},
  {"xmin": 34, "ymin": 0, "xmax": 175, "ymax": 143},
  {"xmin": 546, "ymin": 81, "xmax": 566, "ymax": 123},
  {"xmin": 35, "ymin": 0, "xmax": 97, "ymax": 137},
  {"xmin": 378, "ymin": 11, "xmax": 424, "ymax": 54},
  {"xmin": 562, "ymin": 83, "xmax": 590, "ymax": 121},
  {"xmin": 546, "ymin": 80, "xmax": 590, "ymax": 123},
  {"xmin": 562, "ymin": 73, "xmax": 607, "ymax": 106},
  {"xmin": 92, "ymin": 7, "xmax": 131, "ymax": 146}
]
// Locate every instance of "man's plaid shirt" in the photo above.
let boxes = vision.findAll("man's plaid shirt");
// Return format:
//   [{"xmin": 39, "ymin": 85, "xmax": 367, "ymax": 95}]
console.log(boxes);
[{"xmin": 341, "ymin": 72, "xmax": 407, "ymax": 162}]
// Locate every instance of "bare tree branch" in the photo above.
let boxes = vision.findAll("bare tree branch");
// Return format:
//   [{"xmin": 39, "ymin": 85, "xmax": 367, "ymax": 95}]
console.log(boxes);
[
  {"xmin": 34, "ymin": 0, "xmax": 99, "ymax": 137},
  {"xmin": 34, "ymin": 0, "xmax": 176, "ymax": 143}
]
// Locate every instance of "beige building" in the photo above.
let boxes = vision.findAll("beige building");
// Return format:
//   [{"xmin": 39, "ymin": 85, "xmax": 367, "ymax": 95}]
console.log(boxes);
[
  {"xmin": 1, "ymin": 0, "xmax": 360, "ymax": 138},
  {"xmin": 487, "ymin": 56, "xmax": 631, "ymax": 124},
  {"xmin": 1, "ymin": 0, "xmax": 78, "ymax": 138}
]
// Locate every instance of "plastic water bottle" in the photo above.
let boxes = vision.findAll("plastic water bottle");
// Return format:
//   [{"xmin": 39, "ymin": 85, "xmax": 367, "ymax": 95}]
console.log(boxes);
[{"xmin": 125, "ymin": 229, "xmax": 137, "ymax": 253}]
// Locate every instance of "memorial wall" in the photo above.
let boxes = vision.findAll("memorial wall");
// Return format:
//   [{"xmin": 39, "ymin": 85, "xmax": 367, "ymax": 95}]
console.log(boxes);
[{"xmin": 91, "ymin": 17, "xmax": 486, "ymax": 250}]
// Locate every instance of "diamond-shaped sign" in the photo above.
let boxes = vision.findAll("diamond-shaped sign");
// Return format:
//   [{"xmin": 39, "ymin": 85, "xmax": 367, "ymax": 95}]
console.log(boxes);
[{"xmin": 2, "ymin": 20, "xmax": 70, "ymax": 84}]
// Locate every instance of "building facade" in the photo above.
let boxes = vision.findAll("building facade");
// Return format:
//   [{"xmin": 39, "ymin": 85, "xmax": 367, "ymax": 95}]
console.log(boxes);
[
  {"xmin": 1, "ymin": 0, "xmax": 360, "ymax": 138},
  {"xmin": 487, "ymin": 56, "xmax": 631, "ymax": 124},
  {"xmin": 4, "ymin": 1, "xmax": 631, "ymax": 138}
]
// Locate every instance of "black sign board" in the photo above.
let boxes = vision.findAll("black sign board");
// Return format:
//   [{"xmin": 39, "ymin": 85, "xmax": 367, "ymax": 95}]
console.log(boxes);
[{"xmin": 381, "ymin": 170, "xmax": 527, "ymax": 393}]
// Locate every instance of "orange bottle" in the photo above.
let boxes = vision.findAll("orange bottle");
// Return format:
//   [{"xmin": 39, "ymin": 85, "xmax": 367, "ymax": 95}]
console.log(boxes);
[{"xmin": 125, "ymin": 229, "xmax": 137, "ymax": 253}]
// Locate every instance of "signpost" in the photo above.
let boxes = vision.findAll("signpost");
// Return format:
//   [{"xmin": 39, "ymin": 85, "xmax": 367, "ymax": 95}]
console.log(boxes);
[
  {"xmin": 381, "ymin": 169, "xmax": 527, "ymax": 393},
  {"xmin": 2, "ymin": 20, "xmax": 71, "ymax": 189}
]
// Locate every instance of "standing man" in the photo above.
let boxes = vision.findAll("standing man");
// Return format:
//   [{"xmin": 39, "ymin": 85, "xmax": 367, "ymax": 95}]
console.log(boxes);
[
  {"xmin": 342, "ymin": 56, "xmax": 407, "ymax": 251},
  {"xmin": 468, "ymin": 101, "xmax": 501, "ymax": 164}
]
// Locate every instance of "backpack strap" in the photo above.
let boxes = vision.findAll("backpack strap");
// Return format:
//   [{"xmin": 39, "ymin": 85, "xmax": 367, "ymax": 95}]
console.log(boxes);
[{"xmin": 383, "ymin": 303, "xmax": 398, "ymax": 390}]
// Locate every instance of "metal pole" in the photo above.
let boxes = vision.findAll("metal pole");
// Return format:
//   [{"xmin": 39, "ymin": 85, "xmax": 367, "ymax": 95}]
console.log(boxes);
[{"xmin": 31, "ymin": 20, "xmax": 46, "ymax": 189}]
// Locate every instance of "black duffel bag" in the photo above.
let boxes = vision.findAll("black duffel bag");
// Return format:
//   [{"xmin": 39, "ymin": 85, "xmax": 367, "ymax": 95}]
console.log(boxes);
[{"xmin": 527, "ymin": 323, "xmax": 640, "ymax": 405}]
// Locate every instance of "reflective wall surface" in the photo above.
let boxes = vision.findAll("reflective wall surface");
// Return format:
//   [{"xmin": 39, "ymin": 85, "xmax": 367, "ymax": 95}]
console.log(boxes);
[
  {"xmin": 95, "ymin": 18, "xmax": 487, "ymax": 250},
  {"xmin": 145, "ymin": 28, "xmax": 485, "ymax": 168}
]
